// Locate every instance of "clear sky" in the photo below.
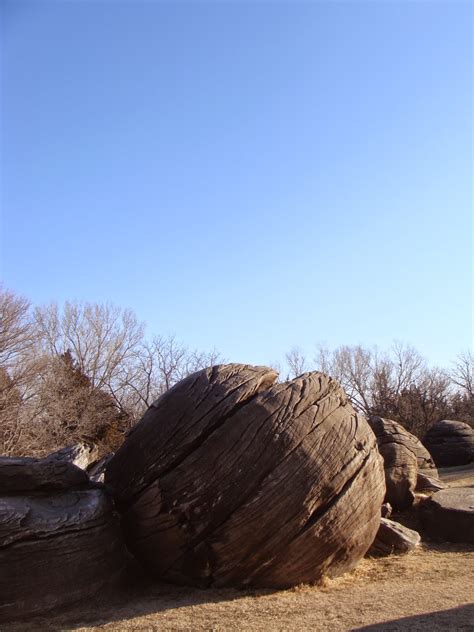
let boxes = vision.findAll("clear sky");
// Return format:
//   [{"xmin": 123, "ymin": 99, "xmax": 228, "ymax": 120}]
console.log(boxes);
[{"xmin": 1, "ymin": 0, "xmax": 472, "ymax": 369}]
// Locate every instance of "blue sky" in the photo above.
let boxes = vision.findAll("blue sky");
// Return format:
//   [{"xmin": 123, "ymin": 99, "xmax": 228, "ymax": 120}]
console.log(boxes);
[{"xmin": 1, "ymin": 1, "xmax": 472, "ymax": 369}]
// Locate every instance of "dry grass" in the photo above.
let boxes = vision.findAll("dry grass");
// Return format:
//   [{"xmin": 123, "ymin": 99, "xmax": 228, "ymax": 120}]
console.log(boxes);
[{"xmin": 5, "ymin": 468, "xmax": 474, "ymax": 632}]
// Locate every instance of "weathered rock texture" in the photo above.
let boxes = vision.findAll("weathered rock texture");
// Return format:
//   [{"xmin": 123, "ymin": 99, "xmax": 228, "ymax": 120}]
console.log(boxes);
[
  {"xmin": 419, "ymin": 488, "xmax": 474, "ymax": 543},
  {"xmin": 0, "ymin": 455, "xmax": 89, "ymax": 492},
  {"xmin": 0, "ymin": 457, "xmax": 125, "ymax": 622},
  {"xmin": 106, "ymin": 363, "xmax": 386, "ymax": 588},
  {"xmin": 47, "ymin": 442, "xmax": 99, "ymax": 471},
  {"xmin": 415, "ymin": 471, "xmax": 446, "ymax": 493},
  {"xmin": 411, "ymin": 440, "xmax": 438, "ymax": 474},
  {"xmin": 381, "ymin": 503, "xmax": 392, "ymax": 518},
  {"xmin": 422, "ymin": 420, "xmax": 474, "ymax": 467},
  {"xmin": 368, "ymin": 518, "xmax": 420, "ymax": 556},
  {"xmin": 367, "ymin": 417, "xmax": 418, "ymax": 510},
  {"xmin": 87, "ymin": 453, "xmax": 114, "ymax": 483}
]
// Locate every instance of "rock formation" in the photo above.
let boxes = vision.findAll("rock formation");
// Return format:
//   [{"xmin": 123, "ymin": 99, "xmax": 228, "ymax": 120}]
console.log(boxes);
[
  {"xmin": 411, "ymin": 439, "xmax": 438, "ymax": 474},
  {"xmin": 415, "ymin": 471, "xmax": 446, "ymax": 493},
  {"xmin": 368, "ymin": 518, "xmax": 420, "ymax": 556},
  {"xmin": 422, "ymin": 420, "xmax": 474, "ymax": 467},
  {"xmin": 419, "ymin": 488, "xmax": 474, "ymax": 543},
  {"xmin": 106, "ymin": 363, "xmax": 385, "ymax": 588},
  {"xmin": 47, "ymin": 442, "xmax": 99, "ymax": 471},
  {"xmin": 367, "ymin": 417, "xmax": 418, "ymax": 510},
  {"xmin": 0, "ymin": 455, "xmax": 89, "ymax": 492},
  {"xmin": 0, "ymin": 454, "xmax": 125, "ymax": 622},
  {"xmin": 87, "ymin": 453, "xmax": 114, "ymax": 483},
  {"xmin": 381, "ymin": 502, "xmax": 392, "ymax": 518}
]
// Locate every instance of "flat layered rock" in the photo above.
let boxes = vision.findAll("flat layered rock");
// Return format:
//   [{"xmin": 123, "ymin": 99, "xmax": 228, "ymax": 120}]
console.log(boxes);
[
  {"xmin": 0, "ymin": 488, "xmax": 126, "ymax": 621},
  {"xmin": 419, "ymin": 488, "xmax": 474, "ymax": 543},
  {"xmin": 368, "ymin": 417, "xmax": 418, "ymax": 510},
  {"xmin": 423, "ymin": 420, "xmax": 474, "ymax": 467},
  {"xmin": 0, "ymin": 455, "xmax": 89, "ymax": 493},
  {"xmin": 368, "ymin": 518, "xmax": 420, "ymax": 556},
  {"xmin": 106, "ymin": 364, "xmax": 386, "ymax": 588}
]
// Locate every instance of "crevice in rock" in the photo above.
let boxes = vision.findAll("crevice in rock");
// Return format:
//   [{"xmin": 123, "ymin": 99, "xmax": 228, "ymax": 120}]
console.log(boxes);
[
  {"xmin": 292, "ymin": 450, "xmax": 372, "ymax": 540},
  {"xmin": 122, "ymin": 385, "xmax": 272, "ymax": 510},
  {"xmin": 0, "ymin": 519, "xmax": 112, "ymax": 550},
  {"xmin": 160, "ymin": 401, "xmax": 361, "ymax": 580}
]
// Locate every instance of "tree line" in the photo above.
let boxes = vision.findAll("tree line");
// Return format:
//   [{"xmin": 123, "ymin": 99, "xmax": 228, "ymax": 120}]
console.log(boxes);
[
  {"xmin": 0, "ymin": 286, "xmax": 220, "ymax": 456},
  {"xmin": 1, "ymin": 285, "xmax": 472, "ymax": 457},
  {"xmin": 285, "ymin": 343, "xmax": 473, "ymax": 437}
]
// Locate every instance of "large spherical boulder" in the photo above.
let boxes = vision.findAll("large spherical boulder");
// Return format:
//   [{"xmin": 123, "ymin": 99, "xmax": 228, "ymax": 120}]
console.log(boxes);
[
  {"xmin": 423, "ymin": 420, "xmax": 474, "ymax": 467},
  {"xmin": 105, "ymin": 364, "xmax": 385, "ymax": 588},
  {"xmin": 367, "ymin": 417, "xmax": 419, "ymax": 510},
  {"xmin": 0, "ymin": 456, "xmax": 126, "ymax": 622}
]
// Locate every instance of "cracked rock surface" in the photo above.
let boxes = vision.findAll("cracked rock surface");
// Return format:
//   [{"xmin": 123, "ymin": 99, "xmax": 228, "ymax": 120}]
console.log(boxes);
[
  {"xmin": 423, "ymin": 420, "xmax": 474, "ymax": 467},
  {"xmin": 368, "ymin": 417, "xmax": 422, "ymax": 510},
  {"xmin": 105, "ymin": 363, "xmax": 385, "ymax": 588},
  {"xmin": 0, "ymin": 454, "xmax": 89, "ymax": 492},
  {"xmin": 0, "ymin": 459, "xmax": 125, "ymax": 622},
  {"xmin": 368, "ymin": 518, "xmax": 420, "ymax": 556}
]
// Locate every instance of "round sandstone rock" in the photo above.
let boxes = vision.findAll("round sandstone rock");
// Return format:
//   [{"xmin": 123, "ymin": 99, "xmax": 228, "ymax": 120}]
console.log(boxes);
[
  {"xmin": 368, "ymin": 416, "xmax": 419, "ymax": 510},
  {"xmin": 423, "ymin": 420, "xmax": 474, "ymax": 467},
  {"xmin": 106, "ymin": 364, "xmax": 386, "ymax": 588}
]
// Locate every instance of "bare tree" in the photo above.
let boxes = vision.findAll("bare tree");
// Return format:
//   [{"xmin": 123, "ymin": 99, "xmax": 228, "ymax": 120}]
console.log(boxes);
[
  {"xmin": 314, "ymin": 341, "xmax": 452, "ymax": 436},
  {"xmin": 113, "ymin": 336, "xmax": 222, "ymax": 416},
  {"xmin": 0, "ymin": 285, "xmax": 33, "ymax": 367},
  {"xmin": 451, "ymin": 350, "xmax": 474, "ymax": 398},
  {"xmin": 0, "ymin": 287, "xmax": 38, "ymax": 454},
  {"xmin": 13, "ymin": 351, "xmax": 131, "ymax": 457},
  {"xmin": 33, "ymin": 300, "xmax": 145, "ymax": 397},
  {"xmin": 315, "ymin": 344, "xmax": 375, "ymax": 414},
  {"xmin": 1, "ymin": 291, "xmax": 225, "ymax": 455},
  {"xmin": 285, "ymin": 346, "xmax": 308, "ymax": 379},
  {"xmin": 448, "ymin": 350, "xmax": 474, "ymax": 427}
]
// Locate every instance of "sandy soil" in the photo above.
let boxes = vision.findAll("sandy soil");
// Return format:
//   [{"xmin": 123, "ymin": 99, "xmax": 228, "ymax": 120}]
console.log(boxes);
[{"xmin": 5, "ymin": 469, "xmax": 474, "ymax": 632}]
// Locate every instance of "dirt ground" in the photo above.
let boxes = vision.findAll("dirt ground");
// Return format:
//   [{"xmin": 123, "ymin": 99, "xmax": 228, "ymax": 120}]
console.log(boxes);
[{"xmin": 5, "ymin": 469, "xmax": 474, "ymax": 632}]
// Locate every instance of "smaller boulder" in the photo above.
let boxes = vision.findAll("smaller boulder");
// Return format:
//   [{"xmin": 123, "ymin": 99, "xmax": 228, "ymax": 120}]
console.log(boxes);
[
  {"xmin": 368, "ymin": 417, "xmax": 418, "ymax": 510},
  {"xmin": 419, "ymin": 488, "xmax": 474, "ymax": 543},
  {"xmin": 0, "ymin": 489, "xmax": 126, "ymax": 622},
  {"xmin": 368, "ymin": 518, "xmax": 421, "ymax": 556},
  {"xmin": 415, "ymin": 471, "xmax": 446, "ymax": 493},
  {"xmin": 423, "ymin": 420, "xmax": 474, "ymax": 467}
]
